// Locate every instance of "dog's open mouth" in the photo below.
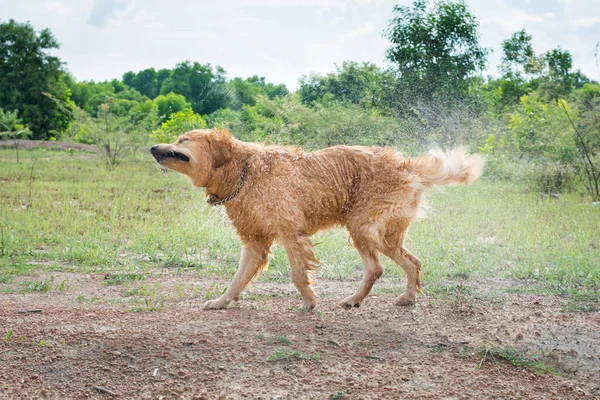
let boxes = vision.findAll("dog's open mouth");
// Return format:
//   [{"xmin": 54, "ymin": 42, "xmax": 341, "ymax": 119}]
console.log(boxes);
[{"xmin": 160, "ymin": 150, "xmax": 190, "ymax": 162}]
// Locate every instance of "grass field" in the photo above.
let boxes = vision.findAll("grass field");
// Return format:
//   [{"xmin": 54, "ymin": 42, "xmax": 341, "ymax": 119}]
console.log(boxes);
[{"xmin": 1, "ymin": 147, "xmax": 599, "ymax": 309}]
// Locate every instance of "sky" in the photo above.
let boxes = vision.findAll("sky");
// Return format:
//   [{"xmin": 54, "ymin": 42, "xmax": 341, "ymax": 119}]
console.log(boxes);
[{"xmin": 2, "ymin": 0, "xmax": 599, "ymax": 90}]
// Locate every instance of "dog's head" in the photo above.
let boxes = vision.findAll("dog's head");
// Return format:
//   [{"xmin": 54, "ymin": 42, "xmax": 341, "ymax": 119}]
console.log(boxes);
[{"xmin": 150, "ymin": 129, "xmax": 232, "ymax": 187}]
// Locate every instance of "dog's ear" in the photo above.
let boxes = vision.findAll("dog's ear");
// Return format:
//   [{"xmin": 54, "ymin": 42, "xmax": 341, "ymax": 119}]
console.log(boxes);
[{"xmin": 209, "ymin": 129, "xmax": 233, "ymax": 169}]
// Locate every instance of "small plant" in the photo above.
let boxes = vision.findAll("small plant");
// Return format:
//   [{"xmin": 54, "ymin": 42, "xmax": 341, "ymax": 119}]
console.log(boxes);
[
  {"xmin": 529, "ymin": 163, "xmax": 574, "ymax": 195},
  {"xmin": 56, "ymin": 278, "xmax": 70, "ymax": 292},
  {"xmin": 268, "ymin": 348, "xmax": 321, "ymax": 362},
  {"xmin": 129, "ymin": 298, "xmax": 164, "ymax": 312},
  {"xmin": 5, "ymin": 329, "xmax": 13, "ymax": 342},
  {"xmin": 22, "ymin": 276, "xmax": 54, "ymax": 292},
  {"xmin": 256, "ymin": 335, "xmax": 295, "ymax": 346},
  {"xmin": 104, "ymin": 273, "xmax": 146, "ymax": 286},
  {"xmin": 478, "ymin": 348, "xmax": 556, "ymax": 374},
  {"xmin": 205, "ymin": 281, "xmax": 226, "ymax": 300}
]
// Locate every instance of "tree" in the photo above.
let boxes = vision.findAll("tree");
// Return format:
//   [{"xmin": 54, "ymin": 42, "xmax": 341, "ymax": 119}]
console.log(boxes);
[
  {"xmin": 500, "ymin": 30, "xmax": 542, "ymax": 78},
  {"xmin": 67, "ymin": 78, "xmax": 149, "ymax": 116},
  {"xmin": 565, "ymin": 84, "xmax": 600, "ymax": 201},
  {"xmin": 160, "ymin": 61, "xmax": 233, "ymax": 115},
  {"xmin": 228, "ymin": 75, "xmax": 289, "ymax": 107},
  {"xmin": 123, "ymin": 68, "xmax": 160, "ymax": 99},
  {"xmin": 499, "ymin": 30, "xmax": 576, "ymax": 103},
  {"xmin": 0, "ymin": 108, "xmax": 30, "ymax": 162},
  {"xmin": 0, "ymin": 19, "xmax": 72, "ymax": 139},
  {"xmin": 151, "ymin": 109, "xmax": 207, "ymax": 144},
  {"xmin": 384, "ymin": 0, "xmax": 487, "ymax": 105},
  {"xmin": 298, "ymin": 62, "xmax": 390, "ymax": 107},
  {"xmin": 153, "ymin": 92, "xmax": 191, "ymax": 122}
]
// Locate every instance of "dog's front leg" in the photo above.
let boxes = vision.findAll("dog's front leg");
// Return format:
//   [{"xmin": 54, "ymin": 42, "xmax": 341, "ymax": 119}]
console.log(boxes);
[{"xmin": 203, "ymin": 240, "xmax": 271, "ymax": 310}]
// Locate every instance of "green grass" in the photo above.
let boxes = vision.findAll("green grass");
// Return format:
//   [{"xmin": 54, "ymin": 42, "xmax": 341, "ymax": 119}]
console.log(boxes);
[
  {"xmin": 1, "ymin": 148, "xmax": 599, "ymax": 307},
  {"xmin": 104, "ymin": 273, "xmax": 146, "ymax": 285},
  {"xmin": 479, "ymin": 348, "xmax": 557, "ymax": 375},
  {"xmin": 22, "ymin": 276, "xmax": 54, "ymax": 292}
]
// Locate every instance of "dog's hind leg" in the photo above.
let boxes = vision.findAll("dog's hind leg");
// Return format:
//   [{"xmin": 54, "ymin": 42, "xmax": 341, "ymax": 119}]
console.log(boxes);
[
  {"xmin": 203, "ymin": 238, "xmax": 272, "ymax": 310},
  {"xmin": 340, "ymin": 225, "xmax": 383, "ymax": 309},
  {"xmin": 282, "ymin": 236, "xmax": 320, "ymax": 310},
  {"xmin": 381, "ymin": 226, "xmax": 422, "ymax": 306}
]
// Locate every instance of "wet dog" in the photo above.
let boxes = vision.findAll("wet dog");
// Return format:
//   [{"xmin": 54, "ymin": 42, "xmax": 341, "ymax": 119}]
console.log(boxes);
[{"xmin": 151, "ymin": 129, "xmax": 483, "ymax": 310}]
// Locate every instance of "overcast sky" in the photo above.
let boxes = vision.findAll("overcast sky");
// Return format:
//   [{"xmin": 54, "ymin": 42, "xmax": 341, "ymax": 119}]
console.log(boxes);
[{"xmin": 2, "ymin": 0, "xmax": 599, "ymax": 89}]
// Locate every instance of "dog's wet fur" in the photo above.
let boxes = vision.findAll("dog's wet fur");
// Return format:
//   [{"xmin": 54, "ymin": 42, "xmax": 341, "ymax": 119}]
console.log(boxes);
[{"xmin": 151, "ymin": 129, "xmax": 483, "ymax": 310}]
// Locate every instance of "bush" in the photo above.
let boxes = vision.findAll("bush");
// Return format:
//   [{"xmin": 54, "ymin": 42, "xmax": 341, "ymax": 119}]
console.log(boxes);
[{"xmin": 528, "ymin": 163, "xmax": 575, "ymax": 195}]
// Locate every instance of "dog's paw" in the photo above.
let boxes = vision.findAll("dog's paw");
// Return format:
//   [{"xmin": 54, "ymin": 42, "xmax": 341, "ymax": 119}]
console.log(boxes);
[
  {"xmin": 203, "ymin": 299, "xmax": 229, "ymax": 310},
  {"xmin": 395, "ymin": 293, "xmax": 416, "ymax": 306},
  {"xmin": 340, "ymin": 296, "xmax": 361, "ymax": 309}
]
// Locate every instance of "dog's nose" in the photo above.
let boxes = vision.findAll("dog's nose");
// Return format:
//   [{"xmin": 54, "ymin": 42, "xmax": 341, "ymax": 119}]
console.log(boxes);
[{"xmin": 151, "ymin": 145, "xmax": 159, "ymax": 154}]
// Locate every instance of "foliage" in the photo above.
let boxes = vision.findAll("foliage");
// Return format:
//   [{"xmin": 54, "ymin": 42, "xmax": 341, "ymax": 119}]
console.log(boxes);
[
  {"xmin": 528, "ymin": 163, "xmax": 575, "ymax": 195},
  {"xmin": 228, "ymin": 75, "xmax": 289, "ymax": 107},
  {"xmin": 160, "ymin": 61, "xmax": 233, "ymax": 115},
  {"xmin": 68, "ymin": 78, "xmax": 149, "ymax": 116},
  {"xmin": 384, "ymin": 0, "xmax": 487, "ymax": 107},
  {"xmin": 505, "ymin": 93, "xmax": 573, "ymax": 161},
  {"xmin": 151, "ymin": 109, "xmax": 207, "ymax": 144},
  {"xmin": 123, "ymin": 67, "xmax": 170, "ymax": 99},
  {"xmin": 0, "ymin": 19, "xmax": 72, "ymax": 139},
  {"xmin": 153, "ymin": 92, "xmax": 191, "ymax": 122},
  {"xmin": 0, "ymin": 108, "xmax": 30, "ymax": 162},
  {"xmin": 207, "ymin": 95, "xmax": 423, "ymax": 151},
  {"xmin": 562, "ymin": 85, "xmax": 600, "ymax": 200},
  {"xmin": 66, "ymin": 102, "xmax": 149, "ymax": 169},
  {"xmin": 298, "ymin": 61, "xmax": 392, "ymax": 107}
]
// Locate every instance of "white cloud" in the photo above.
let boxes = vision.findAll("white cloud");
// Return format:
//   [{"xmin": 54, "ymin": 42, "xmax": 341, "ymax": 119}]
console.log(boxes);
[
  {"xmin": 572, "ymin": 17, "xmax": 600, "ymax": 28},
  {"xmin": 87, "ymin": 0, "xmax": 134, "ymax": 28},
  {"xmin": 45, "ymin": 1, "xmax": 71, "ymax": 17},
  {"xmin": 343, "ymin": 22, "xmax": 374, "ymax": 39}
]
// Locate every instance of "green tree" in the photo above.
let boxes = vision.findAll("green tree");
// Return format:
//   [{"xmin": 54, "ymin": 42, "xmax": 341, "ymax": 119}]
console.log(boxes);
[
  {"xmin": 123, "ymin": 68, "xmax": 160, "ymax": 99},
  {"xmin": 160, "ymin": 61, "xmax": 233, "ymax": 115},
  {"xmin": 68, "ymin": 78, "xmax": 149, "ymax": 116},
  {"xmin": 151, "ymin": 109, "xmax": 207, "ymax": 143},
  {"xmin": 153, "ymin": 92, "xmax": 191, "ymax": 122},
  {"xmin": 228, "ymin": 75, "xmax": 289, "ymax": 107},
  {"xmin": 566, "ymin": 84, "xmax": 600, "ymax": 200},
  {"xmin": 298, "ymin": 62, "xmax": 391, "ymax": 107},
  {"xmin": 0, "ymin": 19, "xmax": 72, "ymax": 139},
  {"xmin": 384, "ymin": 0, "xmax": 487, "ymax": 106},
  {"xmin": 0, "ymin": 108, "xmax": 30, "ymax": 162},
  {"xmin": 500, "ymin": 30, "xmax": 542, "ymax": 78}
]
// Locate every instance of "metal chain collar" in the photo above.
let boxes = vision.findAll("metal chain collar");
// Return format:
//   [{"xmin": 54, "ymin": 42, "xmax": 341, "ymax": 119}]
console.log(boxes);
[{"xmin": 207, "ymin": 163, "xmax": 249, "ymax": 206}]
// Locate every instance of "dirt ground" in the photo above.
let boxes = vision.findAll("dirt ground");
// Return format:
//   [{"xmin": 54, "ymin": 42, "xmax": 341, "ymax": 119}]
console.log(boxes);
[{"xmin": 1, "ymin": 272, "xmax": 599, "ymax": 399}]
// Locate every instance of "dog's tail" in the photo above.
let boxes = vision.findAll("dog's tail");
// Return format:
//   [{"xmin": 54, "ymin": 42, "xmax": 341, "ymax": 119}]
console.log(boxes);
[{"xmin": 410, "ymin": 148, "xmax": 484, "ymax": 187}]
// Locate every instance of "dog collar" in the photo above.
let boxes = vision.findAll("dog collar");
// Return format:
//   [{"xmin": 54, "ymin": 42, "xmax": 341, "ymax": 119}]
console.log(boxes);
[{"xmin": 207, "ymin": 163, "xmax": 249, "ymax": 206}]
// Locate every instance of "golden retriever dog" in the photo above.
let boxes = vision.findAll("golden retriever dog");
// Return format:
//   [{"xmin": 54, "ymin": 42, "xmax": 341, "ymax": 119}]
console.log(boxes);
[{"xmin": 151, "ymin": 129, "xmax": 483, "ymax": 310}]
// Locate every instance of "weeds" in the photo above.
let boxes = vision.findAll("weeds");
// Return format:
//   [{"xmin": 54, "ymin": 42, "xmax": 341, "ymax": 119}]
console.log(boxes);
[
  {"xmin": 104, "ymin": 273, "xmax": 146, "ymax": 285},
  {"xmin": 268, "ymin": 348, "xmax": 321, "ymax": 362},
  {"xmin": 129, "ymin": 298, "xmax": 164, "ymax": 312},
  {"xmin": 205, "ymin": 281, "xmax": 226, "ymax": 300},
  {"xmin": 256, "ymin": 335, "xmax": 295, "ymax": 346},
  {"xmin": 22, "ymin": 276, "xmax": 54, "ymax": 292},
  {"xmin": 478, "ymin": 347, "xmax": 556, "ymax": 375}
]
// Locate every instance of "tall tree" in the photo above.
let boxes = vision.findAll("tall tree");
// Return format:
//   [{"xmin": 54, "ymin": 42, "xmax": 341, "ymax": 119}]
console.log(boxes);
[
  {"xmin": 298, "ymin": 62, "xmax": 389, "ymax": 107},
  {"xmin": 0, "ymin": 19, "xmax": 72, "ymax": 139},
  {"xmin": 228, "ymin": 75, "xmax": 289, "ymax": 107},
  {"xmin": 384, "ymin": 0, "xmax": 487, "ymax": 106},
  {"xmin": 160, "ymin": 61, "xmax": 233, "ymax": 116}
]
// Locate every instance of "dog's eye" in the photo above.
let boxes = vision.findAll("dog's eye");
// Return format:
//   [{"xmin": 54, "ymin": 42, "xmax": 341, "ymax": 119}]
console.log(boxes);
[{"xmin": 179, "ymin": 138, "xmax": 188, "ymax": 144}]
